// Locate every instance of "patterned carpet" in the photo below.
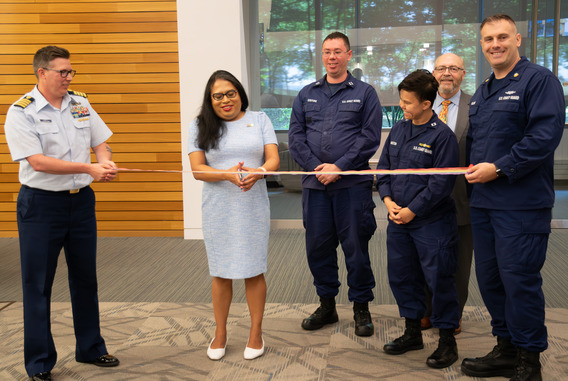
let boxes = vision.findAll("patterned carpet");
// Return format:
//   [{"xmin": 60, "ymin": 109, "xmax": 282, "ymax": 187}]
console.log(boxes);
[
  {"xmin": 1, "ymin": 302, "xmax": 567, "ymax": 380},
  {"xmin": 1, "ymin": 231, "xmax": 568, "ymax": 380}
]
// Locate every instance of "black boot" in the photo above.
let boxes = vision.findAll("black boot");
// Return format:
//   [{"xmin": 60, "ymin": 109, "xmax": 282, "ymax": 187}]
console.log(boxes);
[
  {"xmin": 301, "ymin": 296, "xmax": 338, "ymax": 330},
  {"xmin": 427, "ymin": 328, "xmax": 458, "ymax": 368},
  {"xmin": 383, "ymin": 318, "xmax": 424, "ymax": 355},
  {"xmin": 461, "ymin": 336, "xmax": 517, "ymax": 377},
  {"xmin": 353, "ymin": 302, "xmax": 374, "ymax": 337},
  {"xmin": 510, "ymin": 348, "xmax": 542, "ymax": 381}
]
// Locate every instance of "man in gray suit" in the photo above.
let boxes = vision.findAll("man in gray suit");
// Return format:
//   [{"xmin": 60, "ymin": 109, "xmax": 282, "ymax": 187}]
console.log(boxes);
[{"xmin": 421, "ymin": 53, "xmax": 473, "ymax": 334}]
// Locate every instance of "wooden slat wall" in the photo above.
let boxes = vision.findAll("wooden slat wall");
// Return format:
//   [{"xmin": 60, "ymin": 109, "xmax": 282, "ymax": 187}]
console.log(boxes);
[{"xmin": 0, "ymin": 0, "xmax": 183, "ymax": 237}]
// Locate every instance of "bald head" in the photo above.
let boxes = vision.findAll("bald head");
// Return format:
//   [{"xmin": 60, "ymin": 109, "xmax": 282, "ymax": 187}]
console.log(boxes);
[
  {"xmin": 433, "ymin": 53, "xmax": 465, "ymax": 99},
  {"xmin": 435, "ymin": 53, "xmax": 464, "ymax": 70}
]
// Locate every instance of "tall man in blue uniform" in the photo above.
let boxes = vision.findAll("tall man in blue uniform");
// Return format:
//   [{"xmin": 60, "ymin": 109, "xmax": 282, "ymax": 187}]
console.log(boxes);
[
  {"xmin": 288, "ymin": 32, "xmax": 382, "ymax": 336},
  {"xmin": 4, "ymin": 46, "xmax": 120, "ymax": 381},
  {"xmin": 462, "ymin": 14, "xmax": 565, "ymax": 381},
  {"xmin": 422, "ymin": 53, "xmax": 473, "ymax": 334},
  {"xmin": 377, "ymin": 70, "xmax": 460, "ymax": 369}
]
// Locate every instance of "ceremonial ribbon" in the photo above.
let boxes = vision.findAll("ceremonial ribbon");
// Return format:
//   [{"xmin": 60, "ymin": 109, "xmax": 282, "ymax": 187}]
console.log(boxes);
[{"xmin": 116, "ymin": 167, "xmax": 469, "ymax": 176}]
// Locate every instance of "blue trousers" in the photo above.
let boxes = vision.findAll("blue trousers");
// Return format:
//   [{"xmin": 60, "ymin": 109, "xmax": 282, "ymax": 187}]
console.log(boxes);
[
  {"xmin": 386, "ymin": 213, "xmax": 460, "ymax": 329},
  {"xmin": 17, "ymin": 185, "xmax": 108, "ymax": 376},
  {"xmin": 470, "ymin": 207, "xmax": 549, "ymax": 352},
  {"xmin": 302, "ymin": 182, "xmax": 376, "ymax": 302}
]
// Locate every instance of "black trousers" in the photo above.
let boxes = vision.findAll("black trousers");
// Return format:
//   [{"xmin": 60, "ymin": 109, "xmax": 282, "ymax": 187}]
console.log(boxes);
[{"xmin": 17, "ymin": 185, "xmax": 107, "ymax": 376}]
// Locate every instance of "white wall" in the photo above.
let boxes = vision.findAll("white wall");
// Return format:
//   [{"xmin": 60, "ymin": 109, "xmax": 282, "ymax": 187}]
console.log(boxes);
[{"xmin": 177, "ymin": 1, "xmax": 249, "ymax": 239}]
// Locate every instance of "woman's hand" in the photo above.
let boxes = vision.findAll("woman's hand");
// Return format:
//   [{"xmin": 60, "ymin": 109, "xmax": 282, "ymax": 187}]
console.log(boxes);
[
  {"xmin": 238, "ymin": 165, "xmax": 265, "ymax": 192},
  {"xmin": 384, "ymin": 197, "xmax": 402, "ymax": 223},
  {"xmin": 384, "ymin": 197, "xmax": 416, "ymax": 224},
  {"xmin": 394, "ymin": 207, "xmax": 416, "ymax": 224},
  {"xmin": 225, "ymin": 162, "xmax": 245, "ymax": 188}
]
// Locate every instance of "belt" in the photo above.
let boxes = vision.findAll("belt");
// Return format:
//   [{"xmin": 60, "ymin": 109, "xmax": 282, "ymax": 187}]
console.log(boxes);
[{"xmin": 23, "ymin": 185, "xmax": 86, "ymax": 194}]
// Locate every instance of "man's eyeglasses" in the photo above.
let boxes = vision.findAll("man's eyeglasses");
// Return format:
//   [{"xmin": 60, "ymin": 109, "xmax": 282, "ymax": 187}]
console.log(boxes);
[
  {"xmin": 42, "ymin": 67, "xmax": 77, "ymax": 78},
  {"xmin": 433, "ymin": 66, "xmax": 464, "ymax": 74},
  {"xmin": 211, "ymin": 89, "xmax": 238, "ymax": 101},
  {"xmin": 322, "ymin": 50, "xmax": 349, "ymax": 57}
]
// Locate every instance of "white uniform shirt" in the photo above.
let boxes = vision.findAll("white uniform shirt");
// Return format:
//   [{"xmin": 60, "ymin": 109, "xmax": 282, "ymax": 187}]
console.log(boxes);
[
  {"xmin": 433, "ymin": 90, "xmax": 461, "ymax": 132},
  {"xmin": 4, "ymin": 86, "xmax": 112, "ymax": 191}
]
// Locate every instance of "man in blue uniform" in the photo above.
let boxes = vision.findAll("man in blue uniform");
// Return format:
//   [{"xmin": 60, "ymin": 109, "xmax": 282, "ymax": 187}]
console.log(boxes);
[
  {"xmin": 4, "ymin": 46, "xmax": 120, "ymax": 381},
  {"xmin": 462, "ymin": 14, "xmax": 565, "ymax": 381},
  {"xmin": 288, "ymin": 32, "xmax": 382, "ymax": 336},
  {"xmin": 377, "ymin": 70, "xmax": 460, "ymax": 369}
]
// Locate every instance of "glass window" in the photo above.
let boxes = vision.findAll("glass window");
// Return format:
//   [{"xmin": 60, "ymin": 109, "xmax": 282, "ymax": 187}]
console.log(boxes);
[
  {"xmin": 255, "ymin": 0, "xmax": 568, "ymax": 223},
  {"xmin": 258, "ymin": 0, "xmax": 533, "ymax": 130}
]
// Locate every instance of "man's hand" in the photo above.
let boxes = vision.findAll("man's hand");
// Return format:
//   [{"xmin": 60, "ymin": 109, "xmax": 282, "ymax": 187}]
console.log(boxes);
[
  {"xmin": 466, "ymin": 162, "xmax": 499, "ymax": 184},
  {"xmin": 90, "ymin": 162, "xmax": 118, "ymax": 182},
  {"xmin": 314, "ymin": 163, "xmax": 341, "ymax": 186}
]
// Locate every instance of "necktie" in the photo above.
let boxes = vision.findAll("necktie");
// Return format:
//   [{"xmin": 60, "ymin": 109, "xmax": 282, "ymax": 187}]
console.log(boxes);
[{"xmin": 439, "ymin": 100, "xmax": 451, "ymax": 123}]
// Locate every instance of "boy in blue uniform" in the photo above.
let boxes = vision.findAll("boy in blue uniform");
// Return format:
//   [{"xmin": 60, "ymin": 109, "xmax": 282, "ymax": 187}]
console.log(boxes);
[
  {"xmin": 462, "ymin": 14, "xmax": 565, "ymax": 381},
  {"xmin": 377, "ymin": 70, "xmax": 460, "ymax": 369}
]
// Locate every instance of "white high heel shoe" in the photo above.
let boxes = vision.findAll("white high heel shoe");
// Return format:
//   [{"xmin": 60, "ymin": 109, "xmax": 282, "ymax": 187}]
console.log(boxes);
[
  {"xmin": 207, "ymin": 337, "xmax": 227, "ymax": 360},
  {"xmin": 243, "ymin": 337, "xmax": 264, "ymax": 360}
]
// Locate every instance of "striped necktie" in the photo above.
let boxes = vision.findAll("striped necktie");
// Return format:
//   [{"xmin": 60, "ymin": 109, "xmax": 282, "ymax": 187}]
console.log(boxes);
[{"xmin": 439, "ymin": 100, "xmax": 451, "ymax": 123}]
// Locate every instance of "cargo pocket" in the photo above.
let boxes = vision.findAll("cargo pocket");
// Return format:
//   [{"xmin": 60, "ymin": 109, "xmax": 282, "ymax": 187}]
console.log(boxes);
[
  {"xmin": 438, "ymin": 234, "xmax": 458, "ymax": 276},
  {"xmin": 358, "ymin": 199, "xmax": 377, "ymax": 238}
]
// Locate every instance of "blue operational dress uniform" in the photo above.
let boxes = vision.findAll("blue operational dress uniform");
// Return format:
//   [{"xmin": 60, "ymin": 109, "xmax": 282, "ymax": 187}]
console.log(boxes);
[
  {"xmin": 288, "ymin": 72, "xmax": 382, "ymax": 302},
  {"xmin": 376, "ymin": 112, "xmax": 460, "ymax": 329},
  {"xmin": 4, "ymin": 87, "xmax": 113, "ymax": 376},
  {"xmin": 467, "ymin": 57, "xmax": 565, "ymax": 352}
]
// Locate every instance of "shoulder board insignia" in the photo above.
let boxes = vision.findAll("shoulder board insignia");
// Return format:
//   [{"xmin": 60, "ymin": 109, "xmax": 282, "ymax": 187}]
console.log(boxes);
[
  {"xmin": 68, "ymin": 90, "xmax": 88, "ymax": 98},
  {"xmin": 14, "ymin": 96, "xmax": 34, "ymax": 109}
]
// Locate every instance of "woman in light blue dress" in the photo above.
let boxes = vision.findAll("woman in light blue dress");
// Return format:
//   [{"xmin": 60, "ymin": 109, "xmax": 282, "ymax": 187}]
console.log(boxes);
[{"xmin": 188, "ymin": 70, "xmax": 279, "ymax": 361}]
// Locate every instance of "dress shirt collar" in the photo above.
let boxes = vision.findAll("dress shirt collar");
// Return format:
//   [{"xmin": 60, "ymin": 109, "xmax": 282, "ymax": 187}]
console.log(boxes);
[
  {"xmin": 31, "ymin": 85, "xmax": 72, "ymax": 111},
  {"xmin": 434, "ymin": 89, "xmax": 461, "ymax": 109}
]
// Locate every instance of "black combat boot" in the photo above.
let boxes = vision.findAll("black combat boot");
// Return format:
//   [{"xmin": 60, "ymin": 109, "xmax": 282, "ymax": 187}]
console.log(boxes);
[
  {"xmin": 353, "ymin": 302, "xmax": 374, "ymax": 337},
  {"xmin": 427, "ymin": 328, "xmax": 458, "ymax": 368},
  {"xmin": 510, "ymin": 348, "xmax": 542, "ymax": 381},
  {"xmin": 383, "ymin": 318, "xmax": 424, "ymax": 355},
  {"xmin": 301, "ymin": 296, "xmax": 339, "ymax": 330},
  {"xmin": 461, "ymin": 336, "xmax": 517, "ymax": 377}
]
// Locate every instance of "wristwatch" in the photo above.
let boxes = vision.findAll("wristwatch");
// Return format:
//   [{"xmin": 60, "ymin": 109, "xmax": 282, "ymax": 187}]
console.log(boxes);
[{"xmin": 495, "ymin": 166, "xmax": 506, "ymax": 178}]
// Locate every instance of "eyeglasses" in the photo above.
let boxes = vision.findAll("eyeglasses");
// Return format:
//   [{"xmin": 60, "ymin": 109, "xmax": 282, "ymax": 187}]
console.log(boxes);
[
  {"xmin": 322, "ymin": 50, "xmax": 349, "ymax": 57},
  {"xmin": 42, "ymin": 67, "xmax": 77, "ymax": 78},
  {"xmin": 211, "ymin": 89, "xmax": 238, "ymax": 101},
  {"xmin": 433, "ymin": 66, "xmax": 464, "ymax": 74}
]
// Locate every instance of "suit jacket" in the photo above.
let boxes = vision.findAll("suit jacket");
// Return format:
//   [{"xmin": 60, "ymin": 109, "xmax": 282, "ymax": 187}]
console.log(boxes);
[{"xmin": 452, "ymin": 91, "xmax": 471, "ymax": 226}]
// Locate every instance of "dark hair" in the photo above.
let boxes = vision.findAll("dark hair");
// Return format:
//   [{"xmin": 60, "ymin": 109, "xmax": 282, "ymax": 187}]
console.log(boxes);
[
  {"xmin": 33, "ymin": 46, "xmax": 70, "ymax": 79},
  {"xmin": 398, "ymin": 69, "xmax": 439, "ymax": 105},
  {"xmin": 480, "ymin": 13, "xmax": 516, "ymax": 31},
  {"xmin": 323, "ymin": 31, "xmax": 351, "ymax": 51},
  {"xmin": 196, "ymin": 70, "xmax": 249, "ymax": 151}
]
